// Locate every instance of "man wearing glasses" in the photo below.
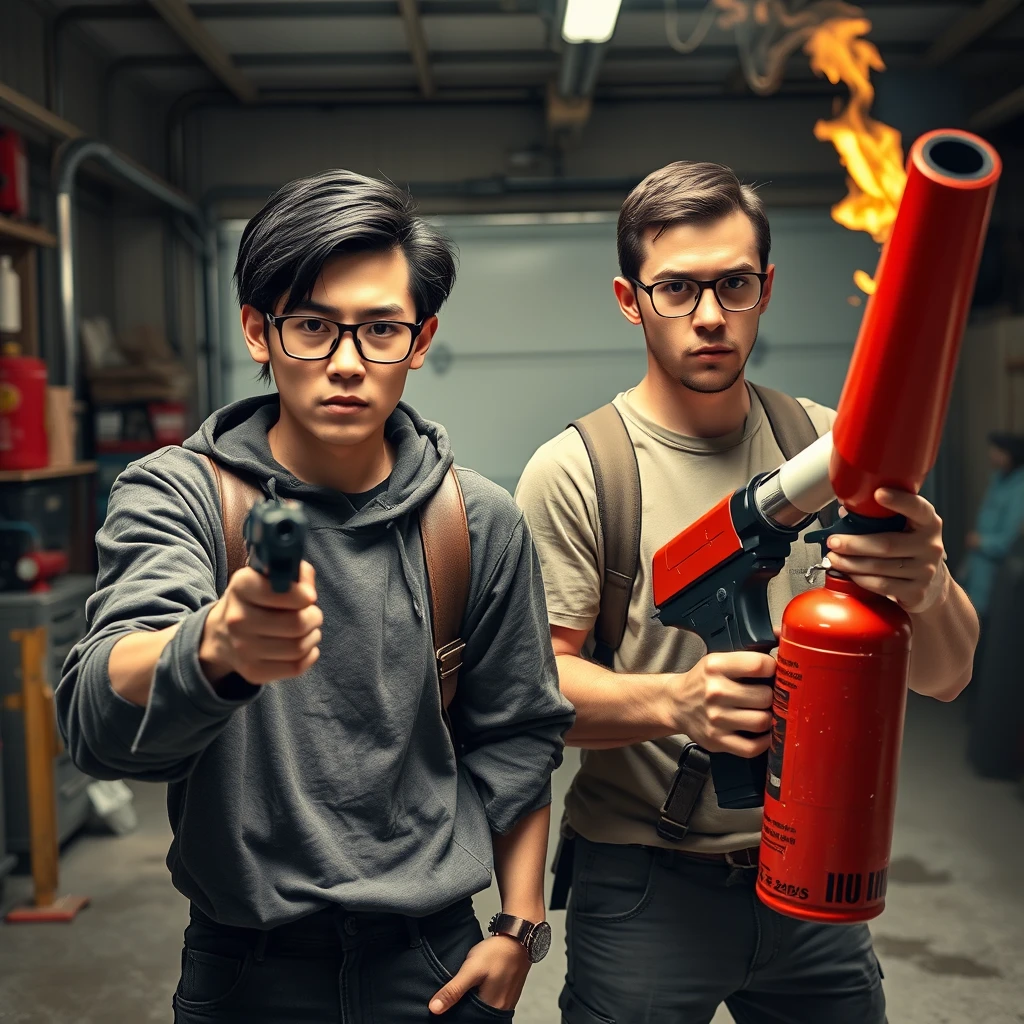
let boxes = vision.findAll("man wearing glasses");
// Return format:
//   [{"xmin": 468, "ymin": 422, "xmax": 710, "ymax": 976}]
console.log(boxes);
[
  {"xmin": 515, "ymin": 161, "xmax": 977, "ymax": 1023},
  {"xmin": 58, "ymin": 170, "xmax": 573, "ymax": 1021}
]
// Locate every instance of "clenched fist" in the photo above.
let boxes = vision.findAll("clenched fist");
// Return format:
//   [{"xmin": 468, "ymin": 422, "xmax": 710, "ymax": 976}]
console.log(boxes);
[{"xmin": 199, "ymin": 560, "xmax": 322, "ymax": 686}]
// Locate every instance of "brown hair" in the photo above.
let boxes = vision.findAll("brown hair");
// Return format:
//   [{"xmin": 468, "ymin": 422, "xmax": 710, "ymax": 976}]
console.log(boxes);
[{"xmin": 617, "ymin": 161, "xmax": 770, "ymax": 281}]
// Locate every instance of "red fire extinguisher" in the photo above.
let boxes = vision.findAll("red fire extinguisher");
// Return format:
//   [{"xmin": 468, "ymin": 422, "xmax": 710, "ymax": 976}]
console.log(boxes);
[
  {"xmin": 758, "ymin": 574, "xmax": 911, "ymax": 922},
  {"xmin": 756, "ymin": 130, "xmax": 1001, "ymax": 923},
  {"xmin": 0, "ymin": 130, "xmax": 29, "ymax": 219},
  {"xmin": 0, "ymin": 345, "xmax": 49, "ymax": 471}
]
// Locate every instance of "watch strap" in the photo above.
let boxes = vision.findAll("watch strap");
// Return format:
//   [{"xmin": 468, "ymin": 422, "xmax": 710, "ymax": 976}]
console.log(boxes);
[{"xmin": 488, "ymin": 912, "xmax": 534, "ymax": 945}]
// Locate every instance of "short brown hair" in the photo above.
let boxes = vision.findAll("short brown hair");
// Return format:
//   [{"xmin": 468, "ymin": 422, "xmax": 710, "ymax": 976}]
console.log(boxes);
[{"xmin": 617, "ymin": 161, "xmax": 770, "ymax": 281}]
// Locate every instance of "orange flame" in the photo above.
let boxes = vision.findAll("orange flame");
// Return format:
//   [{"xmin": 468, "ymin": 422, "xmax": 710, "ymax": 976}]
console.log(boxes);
[
  {"xmin": 701, "ymin": 2, "xmax": 908, "ymax": 294},
  {"xmin": 804, "ymin": 17, "xmax": 906, "ymax": 293}
]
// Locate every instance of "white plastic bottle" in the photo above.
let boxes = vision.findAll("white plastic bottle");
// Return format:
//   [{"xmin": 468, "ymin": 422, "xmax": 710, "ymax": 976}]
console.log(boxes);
[{"xmin": 0, "ymin": 254, "xmax": 21, "ymax": 344}]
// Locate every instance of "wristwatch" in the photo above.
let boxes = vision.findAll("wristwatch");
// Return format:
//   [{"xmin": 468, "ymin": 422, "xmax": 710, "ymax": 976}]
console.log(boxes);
[{"xmin": 487, "ymin": 912, "xmax": 552, "ymax": 963}]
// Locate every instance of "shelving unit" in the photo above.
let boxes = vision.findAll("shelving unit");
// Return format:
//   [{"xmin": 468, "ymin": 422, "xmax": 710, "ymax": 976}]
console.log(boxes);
[
  {"xmin": 0, "ymin": 464, "xmax": 98, "ymax": 577},
  {"xmin": 0, "ymin": 216, "xmax": 57, "ymax": 250},
  {"xmin": 0, "ymin": 462, "xmax": 96, "ymax": 485}
]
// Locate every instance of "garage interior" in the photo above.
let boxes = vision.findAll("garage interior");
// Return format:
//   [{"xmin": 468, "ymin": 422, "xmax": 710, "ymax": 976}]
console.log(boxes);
[{"xmin": 1, "ymin": 2, "xmax": 1024, "ymax": 1022}]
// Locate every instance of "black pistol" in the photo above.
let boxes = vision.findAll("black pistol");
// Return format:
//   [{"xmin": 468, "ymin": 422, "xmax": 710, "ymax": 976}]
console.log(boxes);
[{"xmin": 243, "ymin": 497, "xmax": 309, "ymax": 593}]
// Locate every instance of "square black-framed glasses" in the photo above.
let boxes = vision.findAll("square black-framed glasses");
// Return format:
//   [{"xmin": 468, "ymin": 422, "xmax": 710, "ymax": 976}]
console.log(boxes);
[
  {"xmin": 264, "ymin": 312, "xmax": 426, "ymax": 364},
  {"xmin": 630, "ymin": 272, "xmax": 769, "ymax": 318}
]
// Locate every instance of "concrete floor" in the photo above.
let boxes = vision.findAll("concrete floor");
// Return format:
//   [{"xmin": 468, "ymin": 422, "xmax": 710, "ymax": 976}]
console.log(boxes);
[{"xmin": 2, "ymin": 692, "xmax": 1023, "ymax": 1024}]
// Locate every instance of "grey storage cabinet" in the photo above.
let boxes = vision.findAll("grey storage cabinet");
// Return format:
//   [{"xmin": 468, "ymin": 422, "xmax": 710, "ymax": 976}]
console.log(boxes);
[{"xmin": 0, "ymin": 575, "xmax": 95, "ymax": 858}]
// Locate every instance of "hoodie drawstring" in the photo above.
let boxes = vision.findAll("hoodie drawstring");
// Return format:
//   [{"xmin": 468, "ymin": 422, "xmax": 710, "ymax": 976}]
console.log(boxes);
[{"xmin": 389, "ymin": 522, "xmax": 424, "ymax": 622}]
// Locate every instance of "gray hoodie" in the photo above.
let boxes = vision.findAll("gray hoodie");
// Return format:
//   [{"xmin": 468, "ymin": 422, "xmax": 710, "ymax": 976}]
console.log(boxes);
[{"xmin": 57, "ymin": 395, "xmax": 574, "ymax": 929}]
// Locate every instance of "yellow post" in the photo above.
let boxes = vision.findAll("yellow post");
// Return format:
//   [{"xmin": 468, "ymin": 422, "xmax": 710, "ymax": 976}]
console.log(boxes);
[{"xmin": 5, "ymin": 625, "xmax": 89, "ymax": 923}]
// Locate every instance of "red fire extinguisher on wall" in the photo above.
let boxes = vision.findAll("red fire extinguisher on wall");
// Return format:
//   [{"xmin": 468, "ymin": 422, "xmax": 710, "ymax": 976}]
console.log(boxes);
[{"xmin": 0, "ymin": 344, "xmax": 49, "ymax": 471}]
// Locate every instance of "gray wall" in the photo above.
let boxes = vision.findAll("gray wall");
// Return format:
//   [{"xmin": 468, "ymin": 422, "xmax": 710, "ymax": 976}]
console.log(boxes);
[
  {"xmin": 219, "ymin": 210, "xmax": 880, "ymax": 495},
  {"xmin": 189, "ymin": 95, "xmax": 849, "ymax": 219}
]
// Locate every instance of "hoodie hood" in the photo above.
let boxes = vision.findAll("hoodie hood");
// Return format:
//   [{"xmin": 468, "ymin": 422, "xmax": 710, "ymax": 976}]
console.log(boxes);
[{"xmin": 184, "ymin": 394, "xmax": 454, "ymax": 531}]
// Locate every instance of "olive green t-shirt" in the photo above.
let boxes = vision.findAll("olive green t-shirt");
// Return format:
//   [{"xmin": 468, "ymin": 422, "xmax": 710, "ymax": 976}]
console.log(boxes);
[{"xmin": 515, "ymin": 385, "xmax": 836, "ymax": 852}]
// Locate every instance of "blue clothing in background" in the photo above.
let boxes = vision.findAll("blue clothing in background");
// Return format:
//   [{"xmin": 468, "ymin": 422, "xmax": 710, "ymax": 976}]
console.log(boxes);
[{"xmin": 961, "ymin": 466, "xmax": 1024, "ymax": 616}]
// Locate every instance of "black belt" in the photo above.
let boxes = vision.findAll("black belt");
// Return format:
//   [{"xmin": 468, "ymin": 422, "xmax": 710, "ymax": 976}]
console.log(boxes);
[{"xmin": 673, "ymin": 846, "xmax": 759, "ymax": 867}]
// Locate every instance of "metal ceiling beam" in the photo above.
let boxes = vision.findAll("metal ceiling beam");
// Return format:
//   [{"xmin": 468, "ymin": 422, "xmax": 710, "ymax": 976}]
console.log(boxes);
[
  {"xmin": 47, "ymin": 0, "xmax": 976, "ymax": 21},
  {"xmin": 50, "ymin": 1, "xmax": 545, "ymax": 18},
  {"xmin": 0, "ymin": 80, "xmax": 84, "ymax": 141},
  {"xmin": 924, "ymin": 0, "xmax": 1024, "ymax": 66},
  {"xmin": 969, "ymin": 83, "xmax": 1024, "ymax": 131},
  {"xmin": 197, "ymin": 0, "xmax": 540, "ymax": 13},
  {"xmin": 397, "ymin": 0, "xmax": 437, "ymax": 97},
  {"xmin": 146, "ymin": 0, "xmax": 258, "ymax": 103},
  {"xmin": 106, "ymin": 43, "xmax": 897, "ymax": 73}
]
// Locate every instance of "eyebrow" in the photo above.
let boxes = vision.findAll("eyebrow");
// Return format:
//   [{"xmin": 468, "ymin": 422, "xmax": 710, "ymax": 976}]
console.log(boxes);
[
  {"xmin": 290, "ymin": 299, "xmax": 409, "ymax": 320},
  {"xmin": 649, "ymin": 263, "xmax": 758, "ymax": 282}
]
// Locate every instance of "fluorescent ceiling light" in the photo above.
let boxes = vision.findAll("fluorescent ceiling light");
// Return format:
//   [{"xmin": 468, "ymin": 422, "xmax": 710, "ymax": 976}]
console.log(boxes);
[{"xmin": 562, "ymin": 0, "xmax": 623, "ymax": 45}]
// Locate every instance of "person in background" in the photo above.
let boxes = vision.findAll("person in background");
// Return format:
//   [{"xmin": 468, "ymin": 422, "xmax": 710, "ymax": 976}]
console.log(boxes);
[{"xmin": 960, "ymin": 431, "xmax": 1024, "ymax": 621}]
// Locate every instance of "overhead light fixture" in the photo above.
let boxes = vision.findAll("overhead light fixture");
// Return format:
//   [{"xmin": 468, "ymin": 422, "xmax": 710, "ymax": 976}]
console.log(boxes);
[{"xmin": 561, "ymin": 0, "xmax": 623, "ymax": 45}]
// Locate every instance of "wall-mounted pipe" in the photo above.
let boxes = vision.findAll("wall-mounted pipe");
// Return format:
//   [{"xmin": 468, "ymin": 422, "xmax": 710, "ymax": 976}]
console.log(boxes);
[{"xmin": 54, "ymin": 138, "xmax": 214, "ymax": 415}]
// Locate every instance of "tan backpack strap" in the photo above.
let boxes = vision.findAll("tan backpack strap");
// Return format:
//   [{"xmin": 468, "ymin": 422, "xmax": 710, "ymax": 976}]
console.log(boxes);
[
  {"xmin": 749, "ymin": 383, "xmax": 839, "ymax": 530},
  {"xmin": 419, "ymin": 465, "xmax": 471, "ymax": 716},
  {"xmin": 570, "ymin": 404, "xmax": 641, "ymax": 668},
  {"xmin": 749, "ymin": 383, "xmax": 819, "ymax": 460},
  {"xmin": 200, "ymin": 454, "xmax": 264, "ymax": 583}
]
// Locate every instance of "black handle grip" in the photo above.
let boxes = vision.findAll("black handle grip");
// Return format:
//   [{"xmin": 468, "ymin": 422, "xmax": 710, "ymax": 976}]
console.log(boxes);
[{"xmin": 708, "ymin": 748, "xmax": 769, "ymax": 809}]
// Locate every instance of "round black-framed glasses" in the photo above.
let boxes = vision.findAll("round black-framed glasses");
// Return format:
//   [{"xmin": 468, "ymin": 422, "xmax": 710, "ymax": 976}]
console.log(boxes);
[
  {"xmin": 631, "ymin": 273, "xmax": 768, "ymax": 318},
  {"xmin": 264, "ymin": 312, "xmax": 425, "ymax": 365}
]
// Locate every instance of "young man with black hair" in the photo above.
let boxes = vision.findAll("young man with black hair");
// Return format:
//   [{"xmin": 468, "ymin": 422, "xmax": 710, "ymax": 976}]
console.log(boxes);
[
  {"xmin": 58, "ymin": 170, "xmax": 573, "ymax": 1022},
  {"xmin": 516, "ymin": 161, "xmax": 979, "ymax": 1024}
]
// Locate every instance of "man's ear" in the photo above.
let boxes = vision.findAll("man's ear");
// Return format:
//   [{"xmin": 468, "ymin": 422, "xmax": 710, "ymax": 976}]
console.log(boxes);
[
  {"xmin": 408, "ymin": 315, "xmax": 438, "ymax": 370},
  {"xmin": 759, "ymin": 265, "xmax": 775, "ymax": 314},
  {"xmin": 241, "ymin": 305, "xmax": 271, "ymax": 367},
  {"xmin": 613, "ymin": 277, "xmax": 643, "ymax": 325}
]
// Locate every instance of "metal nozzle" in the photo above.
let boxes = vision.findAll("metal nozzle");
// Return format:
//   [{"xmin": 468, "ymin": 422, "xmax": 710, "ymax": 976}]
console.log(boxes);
[{"xmin": 754, "ymin": 431, "xmax": 837, "ymax": 530}]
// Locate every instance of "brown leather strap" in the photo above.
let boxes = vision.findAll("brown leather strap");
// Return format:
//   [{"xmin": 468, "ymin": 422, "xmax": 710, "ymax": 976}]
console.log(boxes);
[
  {"xmin": 419, "ymin": 465, "xmax": 471, "ymax": 715},
  {"xmin": 201, "ymin": 455, "xmax": 264, "ymax": 583},
  {"xmin": 570, "ymin": 404, "xmax": 641, "ymax": 668}
]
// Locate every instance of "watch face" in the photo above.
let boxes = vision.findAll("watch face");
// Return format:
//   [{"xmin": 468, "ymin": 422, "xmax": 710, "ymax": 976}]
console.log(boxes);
[{"xmin": 526, "ymin": 921, "xmax": 552, "ymax": 963}]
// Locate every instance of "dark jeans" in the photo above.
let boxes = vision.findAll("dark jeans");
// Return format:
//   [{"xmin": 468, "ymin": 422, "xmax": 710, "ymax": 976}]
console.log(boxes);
[
  {"xmin": 172, "ymin": 896, "xmax": 514, "ymax": 1023},
  {"xmin": 560, "ymin": 837, "xmax": 887, "ymax": 1024}
]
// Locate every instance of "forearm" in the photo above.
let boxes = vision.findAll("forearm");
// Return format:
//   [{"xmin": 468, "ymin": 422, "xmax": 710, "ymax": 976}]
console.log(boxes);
[
  {"xmin": 491, "ymin": 804, "xmax": 550, "ymax": 921},
  {"xmin": 109, "ymin": 598, "xmax": 239, "ymax": 707},
  {"xmin": 108, "ymin": 624, "xmax": 182, "ymax": 707},
  {"xmin": 907, "ymin": 562, "xmax": 980, "ymax": 701},
  {"xmin": 557, "ymin": 653, "xmax": 672, "ymax": 748}
]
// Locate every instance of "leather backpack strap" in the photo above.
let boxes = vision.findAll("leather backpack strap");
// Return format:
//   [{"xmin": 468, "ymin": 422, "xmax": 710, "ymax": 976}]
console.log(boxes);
[
  {"xmin": 569, "ymin": 403, "xmax": 641, "ymax": 668},
  {"xmin": 749, "ymin": 383, "xmax": 840, "ymax": 530},
  {"xmin": 419, "ymin": 465, "xmax": 471, "ymax": 718},
  {"xmin": 200, "ymin": 454, "xmax": 264, "ymax": 583}
]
